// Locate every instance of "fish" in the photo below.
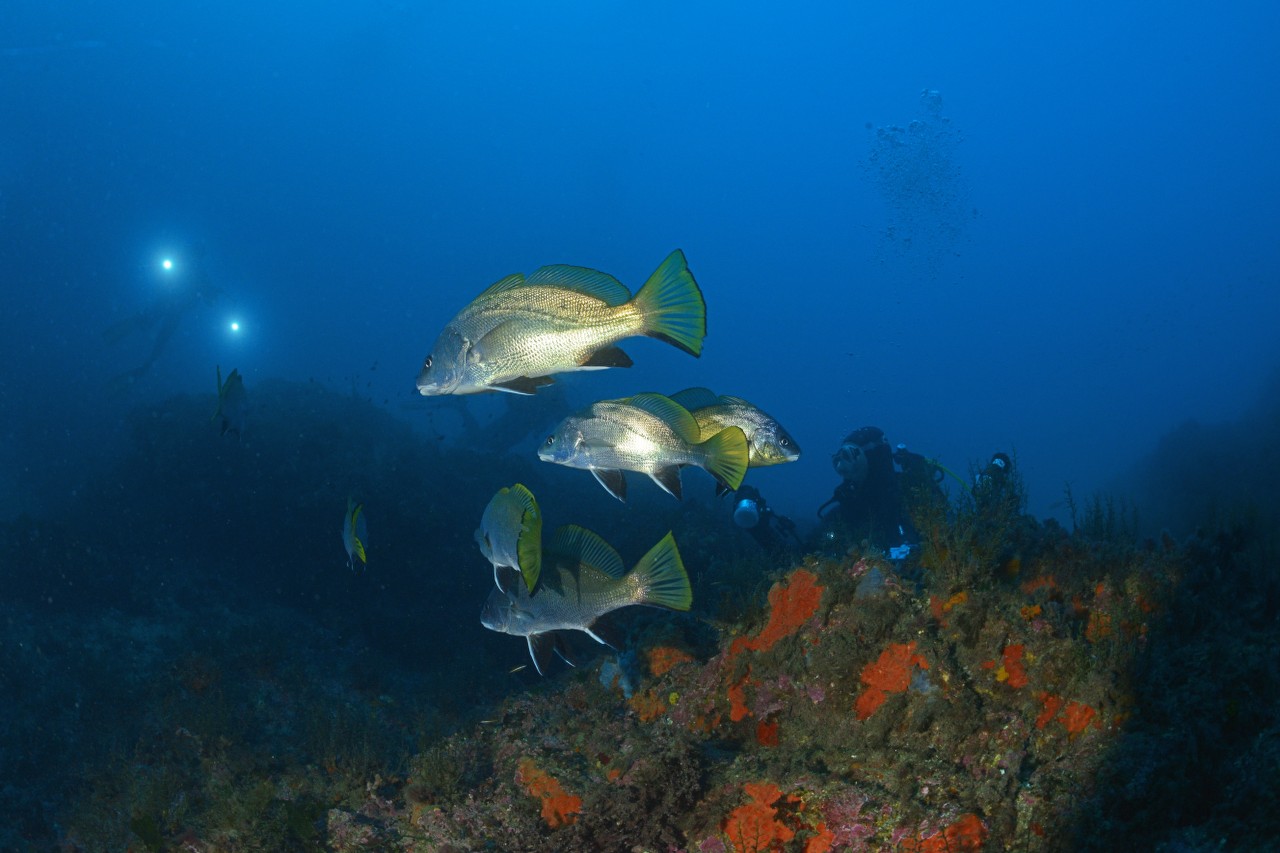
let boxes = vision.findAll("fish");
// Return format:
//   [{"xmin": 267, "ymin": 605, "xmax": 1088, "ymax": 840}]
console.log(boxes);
[
  {"xmin": 211, "ymin": 366, "xmax": 247, "ymax": 438},
  {"xmin": 416, "ymin": 249, "xmax": 706, "ymax": 396},
  {"xmin": 342, "ymin": 497, "xmax": 368, "ymax": 572},
  {"xmin": 475, "ymin": 483, "xmax": 542, "ymax": 593},
  {"xmin": 537, "ymin": 392, "xmax": 748, "ymax": 501},
  {"xmin": 481, "ymin": 525, "xmax": 691, "ymax": 675},
  {"xmin": 669, "ymin": 387, "xmax": 801, "ymax": 467}
]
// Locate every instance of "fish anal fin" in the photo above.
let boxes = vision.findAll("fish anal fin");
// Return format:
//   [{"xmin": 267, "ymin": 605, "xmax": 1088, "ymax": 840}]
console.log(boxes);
[
  {"xmin": 650, "ymin": 466, "xmax": 683, "ymax": 500},
  {"xmin": 579, "ymin": 346, "xmax": 633, "ymax": 369},
  {"xmin": 584, "ymin": 618, "xmax": 624, "ymax": 650}
]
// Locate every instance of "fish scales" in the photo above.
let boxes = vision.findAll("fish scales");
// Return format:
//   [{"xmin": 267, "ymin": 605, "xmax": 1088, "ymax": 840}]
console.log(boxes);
[{"xmin": 576, "ymin": 401, "xmax": 703, "ymax": 469}]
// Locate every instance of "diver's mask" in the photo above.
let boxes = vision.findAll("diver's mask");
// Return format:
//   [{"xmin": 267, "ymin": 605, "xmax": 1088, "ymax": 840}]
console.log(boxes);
[
  {"xmin": 733, "ymin": 498, "xmax": 761, "ymax": 529},
  {"xmin": 832, "ymin": 443, "xmax": 869, "ymax": 485},
  {"xmin": 833, "ymin": 426, "xmax": 885, "ymax": 485}
]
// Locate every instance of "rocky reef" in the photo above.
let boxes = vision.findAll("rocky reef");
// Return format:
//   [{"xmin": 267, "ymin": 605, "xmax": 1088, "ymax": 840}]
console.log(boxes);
[{"xmin": 3, "ymin": 379, "xmax": 1276, "ymax": 851}]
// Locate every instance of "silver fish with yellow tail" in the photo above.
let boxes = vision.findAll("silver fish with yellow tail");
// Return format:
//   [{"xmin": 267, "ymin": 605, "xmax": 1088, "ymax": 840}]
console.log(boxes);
[
  {"xmin": 416, "ymin": 250, "xmax": 705, "ymax": 396},
  {"xmin": 537, "ymin": 392, "xmax": 748, "ymax": 501},
  {"xmin": 669, "ymin": 387, "xmax": 801, "ymax": 467},
  {"xmin": 481, "ymin": 524, "xmax": 690, "ymax": 675},
  {"xmin": 475, "ymin": 483, "xmax": 542, "ymax": 593}
]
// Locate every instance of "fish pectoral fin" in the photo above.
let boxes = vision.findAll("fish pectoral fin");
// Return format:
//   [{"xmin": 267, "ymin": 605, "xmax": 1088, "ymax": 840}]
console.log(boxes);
[
  {"xmin": 491, "ymin": 375, "xmax": 555, "ymax": 395},
  {"xmin": 591, "ymin": 468, "xmax": 628, "ymax": 502},
  {"xmin": 650, "ymin": 466, "xmax": 683, "ymax": 501},
  {"xmin": 579, "ymin": 346, "xmax": 633, "ymax": 369}
]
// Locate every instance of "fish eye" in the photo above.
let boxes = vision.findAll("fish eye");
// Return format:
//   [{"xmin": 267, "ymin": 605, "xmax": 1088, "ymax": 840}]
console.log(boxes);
[
  {"xmin": 423, "ymin": 356, "xmax": 433, "ymax": 369},
  {"xmin": 779, "ymin": 437, "xmax": 792, "ymax": 447},
  {"xmin": 544, "ymin": 435, "xmax": 556, "ymax": 446}
]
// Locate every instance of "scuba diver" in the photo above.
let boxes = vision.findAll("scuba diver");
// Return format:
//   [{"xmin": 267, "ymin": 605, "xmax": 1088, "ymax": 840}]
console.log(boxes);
[
  {"xmin": 731, "ymin": 484, "xmax": 802, "ymax": 553},
  {"xmin": 104, "ymin": 243, "xmax": 223, "ymax": 390},
  {"xmin": 974, "ymin": 452, "xmax": 1011, "ymax": 496},
  {"xmin": 973, "ymin": 451, "xmax": 1024, "ymax": 520},
  {"xmin": 816, "ymin": 426, "xmax": 946, "ymax": 559}
]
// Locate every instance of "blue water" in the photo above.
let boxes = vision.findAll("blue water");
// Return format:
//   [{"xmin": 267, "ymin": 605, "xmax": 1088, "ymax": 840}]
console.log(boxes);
[
  {"xmin": 2, "ymin": 3, "xmax": 1279, "ymax": 847},
  {"xmin": 3, "ymin": 1, "xmax": 1277, "ymax": 525}
]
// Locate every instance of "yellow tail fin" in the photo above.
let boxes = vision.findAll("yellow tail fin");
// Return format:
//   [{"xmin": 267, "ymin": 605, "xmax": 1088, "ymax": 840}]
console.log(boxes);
[
  {"xmin": 631, "ymin": 249, "xmax": 706, "ymax": 357},
  {"xmin": 701, "ymin": 425, "xmax": 748, "ymax": 491}
]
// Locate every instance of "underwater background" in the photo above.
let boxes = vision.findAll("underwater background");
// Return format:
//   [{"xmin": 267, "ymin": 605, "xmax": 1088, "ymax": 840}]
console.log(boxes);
[{"xmin": 2, "ymin": 2, "xmax": 1279, "ymax": 851}]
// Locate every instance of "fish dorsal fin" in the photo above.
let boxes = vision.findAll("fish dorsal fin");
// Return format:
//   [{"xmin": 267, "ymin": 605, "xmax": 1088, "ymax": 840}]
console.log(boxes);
[
  {"xmin": 526, "ymin": 264, "xmax": 632, "ymax": 306},
  {"xmin": 547, "ymin": 524, "xmax": 625, "ymax": 578},
  {"xmin": 475, "ymin": 272, "xmax": 527, "ymax": 299},
  {"xmin": 717, "ymin": 394, "xmax": 754, "ymax": 409},
  {"xmin": 623, "ymin": 393, "xmax": 700, "ymax": 444},
  {"xmin": 669, "ymin": 387, "xmax": 719, "ymax": 411}
]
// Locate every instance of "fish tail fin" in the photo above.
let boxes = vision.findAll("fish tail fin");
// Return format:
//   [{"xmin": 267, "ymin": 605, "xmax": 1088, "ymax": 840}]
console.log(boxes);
[
  {"xmin": 701, "ymin": 425, "xmax": 749, "ymax": 491},
  {"xmin": 631, "ymin": 249, "xmax": 706, "ymax": 357},
  {"xmin": 510, "ymin": 483, "xmax": 543, "ymax": 593},
  {"xmin": 628, "ymin": 532, "xmax": 692, "ymax": 611}
]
